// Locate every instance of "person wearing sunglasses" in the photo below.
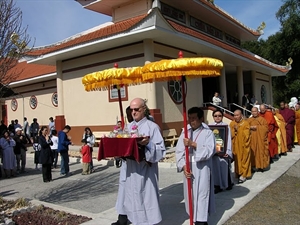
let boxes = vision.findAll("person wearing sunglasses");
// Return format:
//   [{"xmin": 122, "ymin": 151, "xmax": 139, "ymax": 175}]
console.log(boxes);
[
  {"xmin": 112, "ymin": 98, "xmax": 165, "ymax": 225},
  {"xmin": 210, "ymin": 109, "xmax": 234, "ymax": 193}
]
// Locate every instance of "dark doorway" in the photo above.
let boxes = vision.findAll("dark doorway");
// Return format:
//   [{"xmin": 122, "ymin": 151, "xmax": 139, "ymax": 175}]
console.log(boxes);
[
  {"xmin": 202, "ymin": 77, "xmax": 220, "ymax": 103},
  {"xmin": 2, "ymin": 105, "xmax": 7, "ymax": 126}
]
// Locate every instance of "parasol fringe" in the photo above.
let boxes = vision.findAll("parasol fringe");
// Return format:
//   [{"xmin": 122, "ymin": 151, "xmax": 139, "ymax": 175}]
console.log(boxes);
[
  {"xmin": 81, "ymin": 57, "xmax": 223, "ymax": 91},
  {"xmin": 142, "ymin": 70, "xmax": 221, "ymax": 81}
]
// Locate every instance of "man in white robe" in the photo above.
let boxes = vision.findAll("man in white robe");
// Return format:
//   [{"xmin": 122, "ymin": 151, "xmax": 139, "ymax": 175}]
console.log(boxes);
[
  {"xmin": 176, "ymin": 107, "xmax": 215, "ymax": 225},
  {"xmin": 112, "ymin": 98, "xmax": 166, "ymax": 225},
  {"xmin": 209, "ymin": 109, "xmax": 233, "ymax": 193}
]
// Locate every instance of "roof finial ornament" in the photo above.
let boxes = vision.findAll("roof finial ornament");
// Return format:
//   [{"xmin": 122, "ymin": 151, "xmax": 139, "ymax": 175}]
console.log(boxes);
[
  {"xmin": 286, "ymin": 57, "xmax": 293, "ymax": 69},
  {"xmin": 257, "ymin": 22, "xmax": 266, "ymax": 35},
  {"xmin": 152, "ymin": 0, "xmax": 161, "ymax": 9}
]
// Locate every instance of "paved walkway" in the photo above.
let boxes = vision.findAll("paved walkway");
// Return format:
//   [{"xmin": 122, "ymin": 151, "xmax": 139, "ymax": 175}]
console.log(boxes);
[{"xmin": 1, "ymin": 146, "xmax": 300, "ymax": 225}]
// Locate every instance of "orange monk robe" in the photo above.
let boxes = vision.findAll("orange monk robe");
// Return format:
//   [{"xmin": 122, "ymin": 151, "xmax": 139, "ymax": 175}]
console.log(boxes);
[
  {"xmin": 274, "ymin": 113, "xmax": 288, "ymax": 154},
  {"xmin": 295, "ymin": 110, "xmax": 300, "ymax": 145},
  {"xmin": 230, "ymin": 119, "xmax": 251, "ymax": 179},
  {"xmin": 247, "ymin": 116, "xmax": 269, "ymax": 170},
  {"xmin": 259, "ymin": 111, "xmax": 279, "ymax": 158},
  {"xmin": 294, "ymin": 125, "xmax": 298, "ymax": 143}
]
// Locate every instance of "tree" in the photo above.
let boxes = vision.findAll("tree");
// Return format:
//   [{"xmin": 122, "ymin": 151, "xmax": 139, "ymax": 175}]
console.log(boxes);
[
  {"xmin": 0, "ymin": 0, "xmax": 33, "ymax": 97},
  {"xmin": 242, "ymin": 0, "xmax": 300, "ymax": 104}
]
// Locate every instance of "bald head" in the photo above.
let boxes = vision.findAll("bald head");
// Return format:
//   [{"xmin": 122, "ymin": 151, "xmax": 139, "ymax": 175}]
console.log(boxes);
[
  {"xmin": 233, "ymin": 110, "xmax": 243, "ymax": 122},
  {"xmin": 259, "ymin": 104, "xmax": 266, "ymax": 114},
  {"xmin": 251, "ymin": 107, "xmax": 259, "ymax": 118},
  {"xmin": 131, "ymin": 98, "xmax": 145, "ymax": 107},
  {"xmin": 130, "ymin": 98, "xmax": 146, "ymax": 122}
]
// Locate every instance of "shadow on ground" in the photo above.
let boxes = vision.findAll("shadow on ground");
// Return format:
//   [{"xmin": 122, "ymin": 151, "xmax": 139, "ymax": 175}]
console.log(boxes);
[
  {"xmin": 159, "ymin": 183, "xmax": 189, "ymax": 225},
  {"xmin": 34, "ymin": 165, "xmax": 119, "ymax": 204}
]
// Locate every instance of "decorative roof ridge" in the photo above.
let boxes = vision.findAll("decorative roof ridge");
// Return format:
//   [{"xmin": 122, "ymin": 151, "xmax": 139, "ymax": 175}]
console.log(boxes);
[
  {"xmin": 166, "ymin": 19, "xmax": 290, "ymax": 73},
  {"xmin": 200, "ymin": 0, "xmax": 260, "ymax": 36},
  {"xmin": 252, "ymin": 53, "xmax": 292, "ymax": 71},
  {"xmin": 242, "ymin": 48, "xmax": 291, "ymax": 70}
]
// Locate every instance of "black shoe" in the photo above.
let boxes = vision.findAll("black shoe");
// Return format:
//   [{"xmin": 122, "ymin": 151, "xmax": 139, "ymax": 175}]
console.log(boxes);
[
  {"xmin": 251, "ymin": 168, "xmax": 257, "ymax": 173},
  {"xmin": 214, "ymin": 185, "xmax": 222, "ymax": 194},
  {"xmin": 226, "ymin": 183, "xmax": 234, "ymax": 190},
  {"xmin": 195, "ymin": 222, "xmax": 208, "ymax": 225},
  {"xmin": 116, "ymin": 159, "xmax": 122, "ymax": 168},
  {"xmin": 111, "ymin": 222, "xmax": 120, "ymax": 225},
  {"xmin": 112, "ymin": 215, "xmax": 129, "ymax": 225}
]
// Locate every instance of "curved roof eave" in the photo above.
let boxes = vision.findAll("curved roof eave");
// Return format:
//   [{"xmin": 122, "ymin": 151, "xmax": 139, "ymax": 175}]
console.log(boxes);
[
  {"xmin": 27, "ymin": 9, "xmax": 289, "ymax": 76},
  {"xmin": 164, "ymin": 19, "xmax": 290, "ymax": 76},
  {"xmin": 27, "ymin": 13, "xmax": 150, "ymax": 65}
]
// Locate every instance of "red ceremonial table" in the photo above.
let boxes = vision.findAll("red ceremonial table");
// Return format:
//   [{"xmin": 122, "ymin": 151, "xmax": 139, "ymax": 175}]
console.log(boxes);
[{"xmin": 98, "ymin": 137, "xmax": 145, "ymax": 162}]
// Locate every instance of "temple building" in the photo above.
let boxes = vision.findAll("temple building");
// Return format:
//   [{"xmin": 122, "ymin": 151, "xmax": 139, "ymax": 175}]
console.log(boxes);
[{"xmin": 1, "ymin": 0, "xmax": 290, "ymax": 144}]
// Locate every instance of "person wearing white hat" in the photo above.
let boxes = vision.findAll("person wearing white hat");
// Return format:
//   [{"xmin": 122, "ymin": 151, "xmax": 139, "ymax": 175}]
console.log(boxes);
[{"xmin": 13, "ymin": 127, "xmax": 28, "ymax": 173}]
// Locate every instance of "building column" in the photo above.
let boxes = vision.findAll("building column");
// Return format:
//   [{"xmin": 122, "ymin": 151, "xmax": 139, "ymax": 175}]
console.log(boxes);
[
  {"xmin": 219, "ymin": 67, "xmax": 227, "ymax": 107},
  {"xmin": 237, "ymin": 66, "xmax": 244, "ymax": 105},
  {"xmin": 143, "ymin": 39, "xmax": 162, "ymax": 129},
  {"xmin": 269, "ymin": 75, "xmax": 273, "ymax": 105},
  {"xmin": 198, "ymin": 78, "xmax": 204, "ymax": 106},
  {"xmin": 251, "ymin": 70, "xmax": 256, "ymax": 104},
  {"xmin": 55, "ymin": 60, "xmax": 66, "ymax": 131}
]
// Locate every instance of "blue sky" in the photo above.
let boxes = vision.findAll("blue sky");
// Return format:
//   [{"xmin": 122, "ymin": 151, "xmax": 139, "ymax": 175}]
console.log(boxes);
[{"xmin": 15, "ymin": 0, "xmax": 284, "ymax": 47}]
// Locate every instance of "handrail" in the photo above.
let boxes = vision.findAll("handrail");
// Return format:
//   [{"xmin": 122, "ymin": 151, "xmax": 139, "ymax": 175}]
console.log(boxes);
[
  {"xmin": 263, "ymin": 103, "xmax": 276, "ymax": 110},
  {"xmin": 203, "ymin": 102, "xmax": 234, "ymax": 115},
  {"xmin": 228, "ymin": 102, "xmax": 252, "ymax": 117},
  {"xmin": 229, "ymin": 103, "xmax": 251, "ymax": 113}
]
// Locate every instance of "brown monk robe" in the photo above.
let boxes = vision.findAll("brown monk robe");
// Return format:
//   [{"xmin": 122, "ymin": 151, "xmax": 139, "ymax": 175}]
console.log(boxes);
[
  {"xmin": 248, "ymin": 107, "xmax": 269, "ymax": 172},
  {"xmin": 295, "ymin": 104, "xmax": 300, "ymax": 145},
  {"xmin": 272, "ymin": 109, "xmax": 288, "ymax": 155},
  {"xmin": 230, "ymin": 110, "xmax": 251, "ymax": 183},
  {"xmin": 259, "ymin": 105, "xmax": 279, "ymax": 160}
]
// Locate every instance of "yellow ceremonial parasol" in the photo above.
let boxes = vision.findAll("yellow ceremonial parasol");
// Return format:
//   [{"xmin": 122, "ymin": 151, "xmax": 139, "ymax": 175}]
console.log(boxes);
[
  {"xmin": 82, "ymin": 63, "xmax": 143, "ymax": 128},
  {"xmin": 142, "ymin": 51, "xmax": 223, "ymax": 225}
]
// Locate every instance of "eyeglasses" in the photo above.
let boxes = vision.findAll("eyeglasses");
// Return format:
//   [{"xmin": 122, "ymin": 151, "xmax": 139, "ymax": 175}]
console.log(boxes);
[
  {"xmin": 130, "ymin": 107, "xmax": 141, "ymax": 112},
  {"xmin": 213, "ymin": 115, "xmax": 222, "ymax": 117}
]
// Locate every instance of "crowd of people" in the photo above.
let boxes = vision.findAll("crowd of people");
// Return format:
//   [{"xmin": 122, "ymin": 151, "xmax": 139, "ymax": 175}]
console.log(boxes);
[
  {"xmin": 0, "ymin": 116, "xmax": 97, "ymax": 182},
  {"xmin": 1, "ymin": 97, "xmax": 299, "ymax": 225}
]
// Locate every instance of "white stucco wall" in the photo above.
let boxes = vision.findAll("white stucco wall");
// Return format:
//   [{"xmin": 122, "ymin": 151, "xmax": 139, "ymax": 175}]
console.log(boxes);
[
  {"xmin": 61, "ymin": 42, "xmax": 150, "ymax": 126},
  {"xmin": 5, "ymin": 87, "xmax": 58, "ymax": 126},
  {"xmin": 255, "ymin": 72, "xmax": 270, "ymax": 104},
  {"xmin": 113, "ymin": 0, "xmax": 150, "ymax": 22}
]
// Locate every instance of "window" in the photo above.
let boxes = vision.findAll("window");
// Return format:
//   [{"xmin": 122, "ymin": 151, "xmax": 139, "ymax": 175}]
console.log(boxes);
[
  {"xmin": 161, "ymin": 2, "xmax": 186, "ymax": 23},
  {"xmin": 108, "ymin": 85, "xmax": 128, "ymax": 102},
  {"xmin": 168, "ymin": 80, "xmax": 187, "ymax": 104},
  {"xmin": 261, "ymin": 85, "xmax": 267, "ymax": 103},
  {"xmin": 52, "ymin": 92, "xmax": 58, "ymax": 107},
  {"xmin": 11, "ymin": 98, "xmax": 18, "ymax": 111},
  {"xmin": 29, "ymin": 95, "xmax": 38, "ymax": 109}
]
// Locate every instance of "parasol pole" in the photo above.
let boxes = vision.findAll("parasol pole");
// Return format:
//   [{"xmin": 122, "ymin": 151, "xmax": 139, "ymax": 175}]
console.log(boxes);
[
  {"xmin": 179, "ymin": 51, "xmax": 193, "ymax": 225},
  {"xmin": 114, "ymin": 63, "xmax": 125, "ymax": 129}
]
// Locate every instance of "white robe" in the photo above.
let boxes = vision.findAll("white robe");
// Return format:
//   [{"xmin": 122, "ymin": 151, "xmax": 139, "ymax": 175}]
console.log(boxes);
[
  {"xmin": 209, "ymin": 122, "xmax": 233, "ymax": 190},
  {"xmin": 115, "ymin": 117, "xmax": 166, "ymax": 225},
  {"xmin": 176, "ymin": 123, "xmax": 216, "ymax": 222}
]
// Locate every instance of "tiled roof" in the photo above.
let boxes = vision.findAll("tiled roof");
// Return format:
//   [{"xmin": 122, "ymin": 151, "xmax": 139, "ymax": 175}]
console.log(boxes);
[
  {"xmin": 28, "ymin": 14, "xmax": 147, "ymax": 56},
  {"xmin": 7, "ymin": 61, "xmax": 56, "ymax": 82},
  {"xmin": 167, "ymin": 20, "xmax": 289, "ymax": 73}
]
